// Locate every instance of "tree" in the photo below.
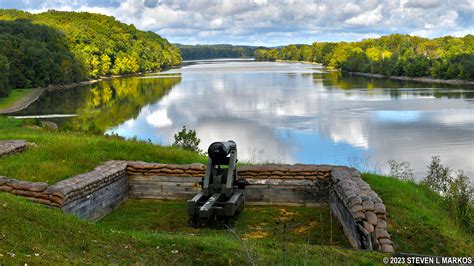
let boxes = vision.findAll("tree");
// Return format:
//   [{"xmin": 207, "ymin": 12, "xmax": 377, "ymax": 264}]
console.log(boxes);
[
  {"xmin": 242, "ymin": 33, "xmax": 474, "ymax": 80},
  {"xmin": 173, "ymin": 126, "xmax": 201, "ymax": 153},
  {"xmin": 0, "ymin": 55, "xmax": 10, "ymax": 97}
]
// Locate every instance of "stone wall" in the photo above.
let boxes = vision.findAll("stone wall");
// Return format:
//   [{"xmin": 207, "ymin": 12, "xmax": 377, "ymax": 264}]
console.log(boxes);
[
  {"xmin": 0, "ymin": 177, "xmax": 54, "ymax": 206},
  {"xmin": 0, "ymin": 161, "xmax": 129, "ymax": 221},
  {"xmin": 0, "ymin": 160, "xmax": 394, "ymax": 252},
  {"xmin": 127, "ymin": 162, "xmax": 331, "ymax": 205},
  {"xmin": 330, "ymin": 166, "xmax": 393, "ymax": 253},
  {"xmin": 47, "ymin": 161, "xmax": 129, "ymax": 220},
  {"xmin": 238, "ymin": 164, "xmax": 332, "ymax": 180}
]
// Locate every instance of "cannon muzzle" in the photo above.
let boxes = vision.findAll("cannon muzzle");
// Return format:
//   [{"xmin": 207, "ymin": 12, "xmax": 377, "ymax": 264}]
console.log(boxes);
[{"xmin": 208, "ymin": 140, "xmax": 236, "ymax": 160}]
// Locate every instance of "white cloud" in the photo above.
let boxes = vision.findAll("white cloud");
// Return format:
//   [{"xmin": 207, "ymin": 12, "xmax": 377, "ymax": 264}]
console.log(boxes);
[
  {"xmin": 1, "ymin": 0, "xmax": 472, "ymax": 46},
  {"xmin": 146, "ymin": 108, "xmax": 173, "ymax": 127},
  {"xmin": 345, "ymin": 5, "xmax": 383, "ymax": 26},
  {"xmin": 403, "ymin": 0, "xmax": 442, "ymax": 9},
  {"xmin": 342, "ymin": 2, "xmax": 363, "ymax": 14}
]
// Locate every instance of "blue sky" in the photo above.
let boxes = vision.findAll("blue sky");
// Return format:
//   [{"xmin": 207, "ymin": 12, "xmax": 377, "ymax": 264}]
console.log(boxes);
[{"xmin": 1, "ymin": 0, "xmax": 473, "ymax": 46}]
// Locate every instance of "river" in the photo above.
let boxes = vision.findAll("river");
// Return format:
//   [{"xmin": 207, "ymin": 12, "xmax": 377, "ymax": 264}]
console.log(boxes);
[{"xmin": 15, "ymin": 59, "xmax": 474, "ymax": 181}]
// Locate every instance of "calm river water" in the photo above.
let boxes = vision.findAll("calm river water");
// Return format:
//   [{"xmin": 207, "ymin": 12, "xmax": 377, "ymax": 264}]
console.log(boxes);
[{"xmin": 16, "ymin": 59, "xmax": 474, "ymax": 180}]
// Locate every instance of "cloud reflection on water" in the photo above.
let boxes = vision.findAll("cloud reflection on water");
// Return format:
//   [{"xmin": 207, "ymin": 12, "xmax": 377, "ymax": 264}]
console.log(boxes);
[{"xmin": 107, "ymin": 60, "xmax": 474, "ymax": 180}]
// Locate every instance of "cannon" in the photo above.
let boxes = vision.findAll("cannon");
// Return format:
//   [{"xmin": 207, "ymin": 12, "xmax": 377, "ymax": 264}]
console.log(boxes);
[{"xmin": 187, "ymin": 140, "xmax": 247, "ymax": 227}]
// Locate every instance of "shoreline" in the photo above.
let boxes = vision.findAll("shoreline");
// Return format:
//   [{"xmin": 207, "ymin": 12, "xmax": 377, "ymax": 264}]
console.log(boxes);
[
  {"xmin": 265, "ymin": 59, "xmax": 474, "ymax": 85},
  {"xmin": 347, "ymin": 71, "xmax": 474, "ymax": 86},
  {"xmin": 0, "ymin": 79, "xmax": 102, "ymax": 114},
  {"xmin": 0, "ymin": 88, "xmax": 45, "ymax": 114},
  {"xmin": 0, "ymin": 70, "xmax": 169, "ymax": 115}
]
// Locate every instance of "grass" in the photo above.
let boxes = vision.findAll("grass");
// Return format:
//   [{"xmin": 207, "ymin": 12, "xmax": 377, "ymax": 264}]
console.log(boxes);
[
  {"xmin": 0, "ymin": 193, "xmax": 385, "ymax": 265},
  {"xmin": 0, "ymin": 116, "xmax": 472, "ymax": 261},
  {"xmin": 0, "ymin": 89, "xmax": 32, "ymax": 109},
  {"xmin": 0, "ymin": 117, "xmax": 206, "ymax": 184},
  {"xmin": 99, "ymin": 200, "xmax": 350, "ymax": 248},
  {"xmin": 363, "ymin": 173, "xmax": 473, "ymax": 256}
]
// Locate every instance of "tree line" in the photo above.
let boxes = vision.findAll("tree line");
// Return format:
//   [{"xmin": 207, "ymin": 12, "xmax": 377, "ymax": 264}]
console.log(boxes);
[
  {"xmin": 176, "ymin": 44, "xmax": 257, "ymax": 60},
  {"xmin": 0, "ymin": 9, "xmax": 182, "ymax": 98},
  {"xmin": 254, "ymin": 34, "xmax": 474, "ymax": 80}
]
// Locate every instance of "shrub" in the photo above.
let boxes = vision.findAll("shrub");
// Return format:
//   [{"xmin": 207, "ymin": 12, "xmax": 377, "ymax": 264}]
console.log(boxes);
[
  {"xmin": 422, "ymin": 156, "xmax": 473, "ymax": 233},
  {"xmin": 387, "ymin": 159, "xmax": 414, "ymax": 181},
  {"xmin": 445, "ymin": 171, "xmax": 473, "ymax": 233},
  {"xmin": 422, "ymin": 155, "xmax": 452, "ymax": 195},
  {"xmin": 173, "ymin": 126, "xmax": 202, "ymax": 153}
]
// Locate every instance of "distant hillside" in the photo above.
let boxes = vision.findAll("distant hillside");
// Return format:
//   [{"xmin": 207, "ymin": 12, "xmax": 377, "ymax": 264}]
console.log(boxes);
[
  {"xmin": 0, "ymin": 9, "xmax": 181, "ymax": 97},
  {"xmin": 254, "ymin": 34, "xmax": 474, "ymax": 80},
  {"xmin": 176, "ymin": 44, "xmax": 260, "ymax": 60}
]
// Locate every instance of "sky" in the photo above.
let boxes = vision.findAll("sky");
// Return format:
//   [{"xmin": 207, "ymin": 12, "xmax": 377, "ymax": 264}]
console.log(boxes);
[{"xmin": 0, "ymin": 0, "xmax": 473, "ymax": 46}]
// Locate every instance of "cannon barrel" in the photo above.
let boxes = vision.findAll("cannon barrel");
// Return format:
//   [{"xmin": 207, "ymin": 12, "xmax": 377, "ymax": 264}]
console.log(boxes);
[{"xmin": 208, "ymin": 140, "xmax": 236, "ymax": 160}]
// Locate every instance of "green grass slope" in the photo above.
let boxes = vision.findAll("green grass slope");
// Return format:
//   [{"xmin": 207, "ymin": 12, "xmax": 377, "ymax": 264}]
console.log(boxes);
[
  {"xmin": 363, "ymin": 173, "xmax": 473, "ymax": 256},
  {"xmin": 0, "ymin": 193, "xmax": 384, "ymax": 265},
  {"xmin": 0, "ymin": 116, "xmax": 471, "ymax": 261},
  {"xmin": 0, "ymin": 117, "xmax": 205, "ymax": 184}
]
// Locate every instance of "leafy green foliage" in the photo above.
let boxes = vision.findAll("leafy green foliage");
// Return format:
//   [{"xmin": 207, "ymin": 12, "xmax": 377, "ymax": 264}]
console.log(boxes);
[
  {"xmin": 0, "ymin": 55, "xmax": 10, "ymax": 97},
  {"xmin": 173, "ymin": 126, "xmax": 201, "ymax": 153},
  {"xmin": 423, "ymin": 156, "xmax": 453, "ymax": 194},
  {"xmin": 387, "ymin": 160, "xmax": 414, "ymax": 181},
  {"xmin": 446, "ymin": 171, "xmax": 473, "ymax": 233},
  {"xmin": 0, "ymin": 19, "xmax": 83, "ymax": 96},
  {"xmin": 0, "ymin": 9, "xmax": 182, "ymax": 98},
  {"xmin": 176, "ymin": 44, "xmax": 256, "ymax": 60},
  {"xmin": 255, "ymin": 34, "xmax": 474, "ymax": 80}
]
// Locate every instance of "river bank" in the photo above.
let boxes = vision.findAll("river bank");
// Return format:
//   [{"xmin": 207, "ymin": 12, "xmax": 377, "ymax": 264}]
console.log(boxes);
[
  {"xmin": 0, "ymin": 88, "xmax": 46, "ymax": 114},
  {"xmin": 268, "ymin": 60, "xmax": 473, "ymax": 84},
  {"xmin": 0, "ymin": 79, "xmax": 106, "ymax": 114},
  {"xmin": 0, "ymin": 70, "xmax": 165, "ymax": 115},
  {"xmin": 347, "ymin": 71, "xmax": 474, "ymax": 86}
]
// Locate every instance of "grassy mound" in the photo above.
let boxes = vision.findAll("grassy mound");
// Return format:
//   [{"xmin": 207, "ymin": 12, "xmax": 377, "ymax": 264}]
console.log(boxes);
[
  {"xmin": 0, "ymin": 193, "xmax": 383, "ymax": 264},
  {"xmin": 363, "ymin": 173, "xmax": 473, "ymax": 256},
  {"xmin": 0, "ymin": 116, "xmax": 471, "ymax": 261},
  {"xmin": 0, "ymin": 117, "xmax": 205, "ymax": 184}
]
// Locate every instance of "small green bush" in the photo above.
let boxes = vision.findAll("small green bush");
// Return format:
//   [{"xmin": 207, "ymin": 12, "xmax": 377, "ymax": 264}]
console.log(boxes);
[
  {"xmin": 387, "ymin": 159, "xmax": 414, "ymax": 181},
  {"xmin": 423, "ymin": 156, "xmax": 452, "ymax": 194},
  {"xmin": 173, "ymin": 126, "xmax": 202, "ymax": 153}
]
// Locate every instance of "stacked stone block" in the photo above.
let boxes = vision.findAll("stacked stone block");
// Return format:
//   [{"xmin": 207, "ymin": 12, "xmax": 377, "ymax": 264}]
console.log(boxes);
[
  {"xmin": 45, "ymin": 161, "xmax": 128, "ymax": 207},
  {"xmin": 0, "ymin": 176, "xmax": 53, "ymax": 205},
  {"xmin": 331, "ymin": 166, "xmax": 394, "ymax": 252},
  {"xmin": 238, "ymin": 164, "xmax": 332, "ymax": 180},
  {"xmin": 0, "ymin": 140, "xmax": 28, "ymax": 157},
  {"xmin": 127, "ymin": 162, "xmax": 206, "ymax": 177}
]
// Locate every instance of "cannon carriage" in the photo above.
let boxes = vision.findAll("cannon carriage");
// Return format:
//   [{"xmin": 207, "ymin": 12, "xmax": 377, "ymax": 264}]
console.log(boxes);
[{"xmin": 187, "ymin": 140, "xmax": 247, "ymax": 227}]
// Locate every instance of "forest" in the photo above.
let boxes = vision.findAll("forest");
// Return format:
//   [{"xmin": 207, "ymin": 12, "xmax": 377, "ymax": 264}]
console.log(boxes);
[
  {"xmin": 254, "ymin": 34, "xmax": 474, "ymax": 80},
  {"xmin": 0, "ymin": 9, "xmax": 182, "ymax": 97},
  {"xmin": 177, "ymin": 44, "xmax": 257, "ymax": 60}
]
